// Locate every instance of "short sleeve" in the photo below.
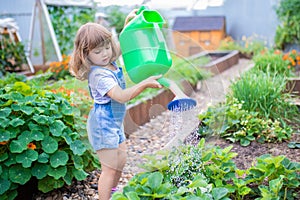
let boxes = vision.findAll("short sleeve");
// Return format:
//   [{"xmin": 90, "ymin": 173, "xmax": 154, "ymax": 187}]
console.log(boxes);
[{"xmin": 89, "ymin": 68, "xmax": 118, "ymax": 97}]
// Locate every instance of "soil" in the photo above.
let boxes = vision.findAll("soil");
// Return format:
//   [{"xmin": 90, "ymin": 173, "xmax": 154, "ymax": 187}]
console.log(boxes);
[{"xmin": 186, "ymin": 128, "xmax": 300, "ymax": 170}]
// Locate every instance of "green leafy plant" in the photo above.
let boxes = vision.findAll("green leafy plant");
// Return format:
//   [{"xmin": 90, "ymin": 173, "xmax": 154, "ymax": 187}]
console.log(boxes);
[
  {"xmin": 113, "ymin": 139, "xmax": 300, "ymax": 200},
  {"xmin": 198, "ymin": 98, "xmax": 293, "ymax": 146},
  {"xmin": 0, "ymin": 33, "xmax": 27, "ymax": 76},
  {"xmin": 252, "ymin": 49, "xmax": 295, "ymax": 76},
  {"xmin": 229, "ymin": 69, "xmax": 299, "ymax": 125},
  {"xmin": 0, "ymin": 79, "xmax": 99, "ymax": 199},
  {"xmin": 245, "ymin": 154, "xmax": 300, "ymax": 199},
  {"xmin": 47, "ymin": 5, "xmax": 96, "ymax": 55},
  {"xmin": 105, "ymin": 6, "xmax": 127, "ymax": 34},
  {"xmin": 274, "ymin": 0, "xmax": 300, "ymax": 49}
]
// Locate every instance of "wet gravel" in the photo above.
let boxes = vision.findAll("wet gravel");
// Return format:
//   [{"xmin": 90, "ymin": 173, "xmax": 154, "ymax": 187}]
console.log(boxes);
[{"xmin": 33, "ymin": 59, "xmax": 254, "ymax": 199}]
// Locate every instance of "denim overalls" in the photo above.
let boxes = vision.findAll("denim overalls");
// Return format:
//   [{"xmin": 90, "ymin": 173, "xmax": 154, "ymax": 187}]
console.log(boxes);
[{"xmin": 87, "ymin": 64, "xmax": 126, "ymax": 151}]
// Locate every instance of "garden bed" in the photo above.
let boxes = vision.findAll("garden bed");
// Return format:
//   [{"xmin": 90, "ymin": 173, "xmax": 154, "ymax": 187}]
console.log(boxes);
[{"xmin": 192, "ymin": 50, "xmax": 240, "ymax": 75}]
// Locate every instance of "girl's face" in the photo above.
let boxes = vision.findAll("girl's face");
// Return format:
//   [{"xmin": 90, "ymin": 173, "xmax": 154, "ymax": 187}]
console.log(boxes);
[{"xmin": 88, "ymin": 43, "xmax": 112, "ymax": 66}]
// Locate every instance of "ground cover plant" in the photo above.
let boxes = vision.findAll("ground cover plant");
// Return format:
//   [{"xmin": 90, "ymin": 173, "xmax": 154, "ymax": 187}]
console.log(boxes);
[{"xmin": 0, "ymin": 75, "xmax": 100, "ymax": 199}]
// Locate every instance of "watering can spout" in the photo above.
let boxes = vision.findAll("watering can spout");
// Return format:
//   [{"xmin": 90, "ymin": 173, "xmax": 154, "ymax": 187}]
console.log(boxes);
[{"xmin": 157, "ymin": 78, "xmax": 197, "ymax": 111}]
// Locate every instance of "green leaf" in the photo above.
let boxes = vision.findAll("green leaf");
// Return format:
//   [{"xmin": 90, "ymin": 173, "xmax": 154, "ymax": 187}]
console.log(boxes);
[
  {"xmin": 28, "ymin": 121, "xmax": 42, "ymax": 131},
  {"xmin": 9, "ymin": 165, "xmax": 31, "ymax": 184},
  {"xmin": 20, "ymin": 105, "xmax": 34, "ymax": 115},
  {"xmin": 11, "ymin": 104, "xmax": 21, "ymax": 111},
  {"xmin": 212, "ymin": 187, "xmax": 229, "ymax": 200},
  {"xmin": 50, "ymin": 150, "xmax": 69, "ymax": 168},
  {"xmin": 9, "ymin": 140, "xmax": 27, "ymax": 153},
  {"xmin": 0, "ymin": 130, "xmax": 10, "ymax": 142},
  {"xmin": 38, "ymin": 152, "xmax": 49, "ymax": 163},
  {"xmin": 70, "ymin": 140, "xmax": 86, "ymax": 155},
  {"xmin": 240, "ymin": 138, "xmax": 251, "ymax": 147},
  {"xmin": 18, "ymin": 131, "xmax": 34, "ymax": 144},
  {"xmin": 0, "ymin": 117, "xmax": 10, "ymax": 128},
  {"xmin": 202, "ymin": 152, "xmax": 212, "ymax": 162},
  {"xmin": 38, "ymin": 176, "xmax": 64, "ymax": 193},
  {"xmin": 9, "ymin": 118, "xmax": 25, "ymax": 127},
  {"xmin": 4, "ymin": 153, "xmax": 16, "ymax": 167},
  {"xmin": 72, "ymin": 155, "xmax": 84, "ymax": 169},
  {"xmin": 61, "ymin": 101, "xmax": 73, "ymax": 115},
  {"xmin": 49, "ymin": 120, "xmax": 66, "ymax": 137},
  {"xmin": 48, "ymin": 166, "xmax": 67, "ymax": 179},
  {"xmin": 188, "ymin": 179, "xmax": 208, "ymax": 188},
  {"xmin": 63, "ymin": 170, "xmax": 74, "ymax": 185},
  {"xmin": 30, "ymin": 130, "xmax": 44, "ymax": 141},
  {"xmin": 0, "ymin": 178, "xmax": 11, "ymax": 195},
  {"xmin": 125, "ymin": 191, "xmax": 139, "ymax": 200},
  {"xmin": 0, "ymin": 153, "xmax": 8, "ymax": 162},
  {"xmin": 32, "ymin": 163, "xmax": 49, "ymax": 179},
  {"xmin": 6, "ymin": 126, "xmax": 19, "ymax": 139},
  {"xmin": 146, "ymin": 172, "xmax": 163, "ymax": 191},
  {"xmin": 0, "ymin": 107, "xmax": 11, "ymax": 117},
  {"xmin": 32, "ymin": 115, "xmax": 48, "ymax": 124},
  {"xmin": 41, "ymin": 136, "xmax": 58, "ymax": 154},
  {"xmin": 72, "ymin": 168, "xmax": 88, "ymax": 181},
  {"xmin": 16, "ymin": 149, "xmax": 38, "ymax": 168}
]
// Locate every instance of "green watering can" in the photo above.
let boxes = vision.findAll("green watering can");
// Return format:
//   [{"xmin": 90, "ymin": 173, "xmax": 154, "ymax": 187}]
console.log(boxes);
[{"xmin": 119, "ymin": 6, "xmax": 196, "ymax": 111}]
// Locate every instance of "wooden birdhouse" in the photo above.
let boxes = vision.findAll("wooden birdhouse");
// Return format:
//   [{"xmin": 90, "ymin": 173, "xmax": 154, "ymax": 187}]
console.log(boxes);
[{"xmin": 172, "ymin": 16, "xmax": 226, "ymax": 57}]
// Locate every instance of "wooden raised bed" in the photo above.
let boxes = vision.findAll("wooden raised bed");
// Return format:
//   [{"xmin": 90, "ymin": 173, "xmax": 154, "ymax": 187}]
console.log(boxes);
[{"xmin": 192, "ymin": 50, "xmax": 239, "ymax": 75}]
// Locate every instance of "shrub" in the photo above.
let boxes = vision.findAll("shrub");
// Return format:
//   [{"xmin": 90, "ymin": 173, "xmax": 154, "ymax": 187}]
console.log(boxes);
[
  {"xmin": 0, "ymin": 33, "xmax": 27, "ymax": 77},
  {"xmin": 48, "ymin": 54, "xmax": 72, "ymax": 80},
  {"xmin": 0, "ymin": 79, "xmax": 99, "ymax": 199},
  {"xmin": 274, "ymin": 0, "xmax": 300, "ymax": 49},
  {"xmin": 252, "ymin": 49, "xmax": 294, "ymax": 75}
]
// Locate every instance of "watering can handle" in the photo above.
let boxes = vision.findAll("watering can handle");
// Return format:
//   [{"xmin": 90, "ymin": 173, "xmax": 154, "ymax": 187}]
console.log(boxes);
[{"xmin": 136, "ymin": 5, "xmax": 148, "ymax": 15}]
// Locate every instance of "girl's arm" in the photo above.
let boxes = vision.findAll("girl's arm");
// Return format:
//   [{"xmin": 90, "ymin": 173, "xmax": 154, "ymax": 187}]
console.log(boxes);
[{"xmin": 107, "ymin": 75, "xmax": 162, "ymax": 103}]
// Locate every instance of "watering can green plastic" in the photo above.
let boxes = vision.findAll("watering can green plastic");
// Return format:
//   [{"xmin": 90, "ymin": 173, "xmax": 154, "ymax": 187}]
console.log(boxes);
[
  {"xmin": 119, "ymin": 6, "xmax": 172, "ymax": 87},
  {"xmin": 119, "ymin": 6, "xmax": 196, "ymax": 111}
]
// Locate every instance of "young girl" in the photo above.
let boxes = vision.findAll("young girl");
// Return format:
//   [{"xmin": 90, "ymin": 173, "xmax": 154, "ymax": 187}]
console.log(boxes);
[{"xmin": 69, "ymin": 11, "xmax": 162, "ymax": 200}]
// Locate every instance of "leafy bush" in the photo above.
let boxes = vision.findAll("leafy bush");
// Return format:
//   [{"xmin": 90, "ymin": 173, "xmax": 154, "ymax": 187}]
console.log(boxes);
[
  {"xmin": 0, "ymin": 33, "xmax": 27, "ymax": 76},
  {"xmin": 275, "ymin": 0, "xmax": 300, "ymax": 49},
  {"xmin": 0, "ymin": 78, "xmax": 99, "ymax": 199},
  {"xmin": 112, "ymin": 139, "xmax": 300, "ymax": 199},
  {"xmin": 47, "ymin": 5, "xmax": 96, "ymax": 55},
  {"xmin": 252, "ymin": 49, "xmax": 294, "ymax": 76}
]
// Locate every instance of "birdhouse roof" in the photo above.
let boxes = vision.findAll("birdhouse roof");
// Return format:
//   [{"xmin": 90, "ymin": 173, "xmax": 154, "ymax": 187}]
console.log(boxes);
[{"xmin": 172, "ymin": 16, "xmax": 225, "ymax": 31}]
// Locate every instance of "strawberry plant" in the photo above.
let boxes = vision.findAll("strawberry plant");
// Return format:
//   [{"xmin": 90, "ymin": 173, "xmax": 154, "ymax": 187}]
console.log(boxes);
[
  {"xmin": 198, "ymin": 98, "xmax": 292, "ymax": 146},
  {"xmin": 0, "ymin": 79, "xmax": 99, "ymax": 199}
]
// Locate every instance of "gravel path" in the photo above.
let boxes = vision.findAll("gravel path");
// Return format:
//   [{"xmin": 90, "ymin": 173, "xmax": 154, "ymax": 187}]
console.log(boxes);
[{"xmin": 33, "ymin": 58, "xmax": 253, "ymax": 200}]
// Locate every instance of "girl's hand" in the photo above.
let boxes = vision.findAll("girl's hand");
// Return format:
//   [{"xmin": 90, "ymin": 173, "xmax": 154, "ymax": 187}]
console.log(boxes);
[
  {"xmin": 142, "ymin": 74, "xmax": 163, "ymax": 88},
  {"xmin": 124, "ymin": 9, "xmax": 138, "ymax": 26}
]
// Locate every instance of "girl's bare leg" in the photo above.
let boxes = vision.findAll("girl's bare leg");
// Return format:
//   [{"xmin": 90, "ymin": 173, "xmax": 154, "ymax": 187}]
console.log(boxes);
[{"xmin": 97, "ymin": 142, "xmax": 127, "ymax": 199}]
